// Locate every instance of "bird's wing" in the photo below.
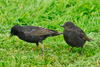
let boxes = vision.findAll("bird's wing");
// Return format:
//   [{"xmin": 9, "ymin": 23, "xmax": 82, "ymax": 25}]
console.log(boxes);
[
  {"xmin": 80, "ymin": 33, "xmax": 92, "ymax": 41},
  {"xmin": 75, "ymin": 29, "xmax": 91, "ymax": 41},
  {"xmin": 22, "ymin": 26, "xmax": 39, "ymax": 32},
  {"xmin": 24, "ymin": 27, "xmax": 59, "ymax": 36}
]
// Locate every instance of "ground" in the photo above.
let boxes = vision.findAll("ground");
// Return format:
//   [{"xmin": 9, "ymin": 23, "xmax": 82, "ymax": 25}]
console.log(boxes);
[{"xmin": 0, "ymin": 0, "xmax": 100, "ymax": 67}]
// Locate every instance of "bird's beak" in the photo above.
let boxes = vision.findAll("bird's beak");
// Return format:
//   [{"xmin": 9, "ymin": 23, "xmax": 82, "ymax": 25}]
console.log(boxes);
[
  {"xmin": 60, "ymin": 25, "xmax": 64, "ymax": 27},
  {"xmin": 9, "ymin": 34, "xmax": 13, "ymax": 39}
]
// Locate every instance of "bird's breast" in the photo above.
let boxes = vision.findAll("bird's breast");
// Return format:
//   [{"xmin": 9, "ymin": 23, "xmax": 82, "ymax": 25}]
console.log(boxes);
[{"xmin": 63, "ymin": 31, "xmax": 86, "ymax": 47}]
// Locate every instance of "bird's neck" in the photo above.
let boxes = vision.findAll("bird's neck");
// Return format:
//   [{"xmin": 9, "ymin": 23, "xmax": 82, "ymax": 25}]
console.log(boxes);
[
  {"xmin": 17, "ymin": 32, "xmax": 25, "ymax": 39},
  {"xmin": 64, "ymin": 28, "xmax": 73, "ymax": 31}
]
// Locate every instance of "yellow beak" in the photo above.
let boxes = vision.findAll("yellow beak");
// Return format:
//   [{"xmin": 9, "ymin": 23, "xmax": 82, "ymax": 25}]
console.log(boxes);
[
  {"xmin": 9, "ymin": 34, "xmax": 13, "ymax": 39},
  {"xmin": 9, "ymin": 36, "xmax": 12, "ymax": 39}
]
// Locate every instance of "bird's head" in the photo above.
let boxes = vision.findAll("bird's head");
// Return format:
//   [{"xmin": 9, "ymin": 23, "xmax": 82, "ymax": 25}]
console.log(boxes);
[
  {"xmin": 9, "ymin": 25, "xmax": 21, "ymax": 39},
  {"xmin": 60, "ymin": 22, "xmax": 75, "ymax": 29}
]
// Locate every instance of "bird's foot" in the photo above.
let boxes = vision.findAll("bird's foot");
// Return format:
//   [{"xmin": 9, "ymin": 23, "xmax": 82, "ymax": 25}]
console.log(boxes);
[
  {"xmin": 69, "ymin": 47, "xmax": 73, "ymax": 52},
  {"xmin": 40, "ymin": 51, "xmax": 44, "ymax": 56},
  {"xmin": 69, "ymin": 50, "xmax": 72, "ymax": 52},
  {"xmin": 44, "ymin": 49, "xmax": 49, "ymax": 52},
  {"xmin": 80, "ymin": 53, "xmax": 83, "ymax": 56},
  {"xmin": 40, "ymin": 49, "xmax": 49, "ymax": 55}
]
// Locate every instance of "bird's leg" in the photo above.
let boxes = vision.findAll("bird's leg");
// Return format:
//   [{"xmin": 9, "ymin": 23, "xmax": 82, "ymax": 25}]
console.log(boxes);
[
  {"xmin": 69, "ymin": 47, "xmax": 73, "ymax": 52},
  {"xmin": 41, "ymin": 41, "xmax": 44, "ymax": 54},
  {"xmin": 33, "ymin": 43, "xmax": 39, "ymax": 51},
  {"xmin": 33, "ymin": 46, "xmax": 38, "ymax": 51},
  {"xmin": 81, "ymin": 46, "xmax": 83, "ymax": 56}
]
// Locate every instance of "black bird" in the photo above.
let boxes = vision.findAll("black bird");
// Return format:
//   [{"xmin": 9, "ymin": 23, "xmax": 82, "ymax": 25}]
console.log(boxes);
[
  {"xmin": 9, "ymin": 25, "xmax": 62, "ymax": 54},
  {"xmin": 61, "ymin": 22, "xmax": 91, "ymax": 55}
]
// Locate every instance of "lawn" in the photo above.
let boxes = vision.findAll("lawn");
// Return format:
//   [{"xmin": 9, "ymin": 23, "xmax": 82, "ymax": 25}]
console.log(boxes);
[{"xmin": 0, "ymin": 0, "xmax": 100, "ymax": 67}]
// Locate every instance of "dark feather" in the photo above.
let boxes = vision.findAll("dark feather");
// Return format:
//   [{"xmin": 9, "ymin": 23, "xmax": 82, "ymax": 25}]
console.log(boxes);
[
  {"xmin": 61, "ymin": 22, "xmax": 92, "ymax": 55},
  {"xmin": 10, "ymin": 25, "xmax": 62, "ymax": 43}
]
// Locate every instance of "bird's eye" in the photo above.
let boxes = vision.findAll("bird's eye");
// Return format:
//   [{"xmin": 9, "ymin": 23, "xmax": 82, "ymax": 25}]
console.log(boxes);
[{"xmin": 66, "ymin": 25, "xmax": 70, "ymax": 27}]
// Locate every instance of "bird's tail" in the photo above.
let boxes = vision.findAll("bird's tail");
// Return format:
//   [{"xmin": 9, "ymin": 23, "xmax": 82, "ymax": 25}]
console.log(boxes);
[
  {"xmin": 51, "ymin": 32, "xmax": 62, "ymax": 36},
  {"xmin": 56, "ymin": 32, "xmax": 63, "ymax": 35}
]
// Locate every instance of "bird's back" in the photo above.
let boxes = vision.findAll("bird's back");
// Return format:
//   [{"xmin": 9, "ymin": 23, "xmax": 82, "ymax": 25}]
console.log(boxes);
[
  {"xmin": 17, "ymin": 26, "xmax": 62, "ymax": 43},
  {"xmin": 21, "ymin": 26, "xmax": 39, "ymax": 32}
]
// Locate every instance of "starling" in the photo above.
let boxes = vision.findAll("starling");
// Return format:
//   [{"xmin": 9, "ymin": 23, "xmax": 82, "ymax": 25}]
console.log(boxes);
[
  {"xmin": 9, "ymin": 25, "xmax": 62, "ymax": 54},
  {"xmin": 61, "ymin": 22, "xmax": 92, "ymax": 55}
]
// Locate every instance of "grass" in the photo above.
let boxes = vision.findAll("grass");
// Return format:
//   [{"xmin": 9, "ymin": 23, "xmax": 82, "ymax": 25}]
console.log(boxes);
[{"xmin": 0, "ymin": 0, "xmax": 100, "ymax": 67}]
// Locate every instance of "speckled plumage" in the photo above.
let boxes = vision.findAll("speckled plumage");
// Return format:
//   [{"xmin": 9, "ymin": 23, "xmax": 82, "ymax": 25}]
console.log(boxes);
[
  {"xmin": 10, "ymin": 25, "xmax": 62, "ymax": 54},
  {"xmin": 61, "ymin": 22, "xmax": 91, "ymax": 55}
]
